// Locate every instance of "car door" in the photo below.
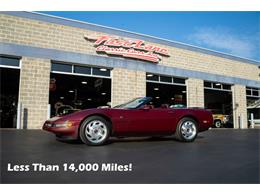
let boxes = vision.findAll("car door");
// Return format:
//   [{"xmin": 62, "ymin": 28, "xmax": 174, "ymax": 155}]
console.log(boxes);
[{"xmin": 123, "ymin": 107, "xmax": 176, "ymax": 134}]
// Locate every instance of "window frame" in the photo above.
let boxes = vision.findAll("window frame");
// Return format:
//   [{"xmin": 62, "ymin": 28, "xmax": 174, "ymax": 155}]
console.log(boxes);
[
  {"xmin": 0, "ymin": 55, "xmax": 21, "ymax": 69},
  {"xmin": 146, "ymin": 72, "xmax": 186, "ymax": 86},
  {"xmin": 204, "ymin": 81, "xmax": 232, "ymax": 92},
  {"xmin": 246, "ymin": 87, "xmax": 260, "ymax": 98},
  {"xmin": 51, "ymin": 61, "xmax": 111, "ymax": 79}
]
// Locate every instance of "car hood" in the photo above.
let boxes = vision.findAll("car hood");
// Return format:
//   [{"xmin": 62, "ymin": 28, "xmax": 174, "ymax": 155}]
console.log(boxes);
[{"xmin": 49, "ymin": 108, "xmax": 111, "ymax": 122}]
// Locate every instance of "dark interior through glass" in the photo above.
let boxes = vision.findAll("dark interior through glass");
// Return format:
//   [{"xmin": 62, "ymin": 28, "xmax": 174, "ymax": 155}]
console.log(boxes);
[
  {"xmin": 204, "ymin": 89, "xmax": 233, "ymax": 127},
  {"xmin": 0, "ymin": 68, "xmax": 20, "ymax": 128},
  {"xmin": 146, "ymin": 82, "xmax": 186, "ymax": 108},
  {"xmin": 49, "ymin": 73, "xmax": 111, "ymax": 117},
  {"xmin": 204, "ymin": 89, "xmax": 232, "ymax": 114},
  {"xmin": 247, "ymin": 97, "xmax": 260, "ymax": 121}
]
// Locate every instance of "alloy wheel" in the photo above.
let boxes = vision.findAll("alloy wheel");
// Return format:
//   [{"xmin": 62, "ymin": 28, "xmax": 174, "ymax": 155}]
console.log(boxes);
[
  {"xmin": 85, "ymin": 120, "xmax": 108, "ymax": 144},
  {"xmin": 180, "ymin": 121, "xmax": 197, "ymax": 140}
]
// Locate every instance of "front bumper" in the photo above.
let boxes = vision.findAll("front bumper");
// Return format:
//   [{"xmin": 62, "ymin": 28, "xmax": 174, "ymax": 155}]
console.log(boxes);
[{"xmin": 42, "ymin": 120, "xmax": 80, "ymax": 139}]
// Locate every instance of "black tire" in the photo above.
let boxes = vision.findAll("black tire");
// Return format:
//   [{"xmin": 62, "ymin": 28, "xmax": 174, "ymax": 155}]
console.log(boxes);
[
  {"xmin": 79, "ymin": 116, "xmax": 111, "ymax": 146},
  {"xmin": 175, "ymin": 117, "xmax": 198, "ymax": 142},
  {"xmin": 214, "ymin": 120, "xmax": 222, "ymax": 128}
]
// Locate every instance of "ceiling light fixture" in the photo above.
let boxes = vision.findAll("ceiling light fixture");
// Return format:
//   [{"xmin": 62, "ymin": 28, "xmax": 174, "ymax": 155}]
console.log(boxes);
[
  {"xmin": 147, "ymin": 74, "xmax": 153, "ymax": 77},
  {"xmin": 69, "ymin": 90, "xmax": 74, "ymax": 93},
  {"xmin": 100, "ymin": 68, "xmax": 107, "ymax": 71},
  {"xmin": 101, "ymin": 93, "xmax": 106, "ymax": 95},
  {"xmin": 81, "ymin": 81, "xmax": 87, "ymax": 84},
  {"xmin": 154, "ymin": 88, "xmax": 159, "ymax": 91}
]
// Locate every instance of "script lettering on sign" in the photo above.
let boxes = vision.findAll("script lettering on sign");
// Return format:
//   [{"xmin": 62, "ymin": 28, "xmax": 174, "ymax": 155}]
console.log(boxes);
[{"xmin": 84, "ymin": 35, "xmax": 170, "ymax": 63}]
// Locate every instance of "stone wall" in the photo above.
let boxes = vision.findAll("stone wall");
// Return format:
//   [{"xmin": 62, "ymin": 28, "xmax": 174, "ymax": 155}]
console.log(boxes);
[
  {"xmin": 19, "ymin": 57, "xmax": 50, "ymax": 129},
  {"xmin": 232, "ymin": 85, "xmax": 248, "ymax": 129},
  {"xmin": 186, "ymin": 78, "xmax": 204, "ymax": 108},
  {"xmin": 0, "ymin": 13, "xmax": 259, "ymax": 82},
  {"xmin": 111, "ymin": 68, "xmax": 146, "ymax": 107},
  {"xmin": 0, "ymin": 13, "xmax": 258, "ymax": 129}
]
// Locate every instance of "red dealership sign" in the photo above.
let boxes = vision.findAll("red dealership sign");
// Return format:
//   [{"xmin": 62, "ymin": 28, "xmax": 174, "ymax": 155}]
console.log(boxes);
[{"xmin": 84, "ymin": 35, "xmax": 170, "ymax": 63}]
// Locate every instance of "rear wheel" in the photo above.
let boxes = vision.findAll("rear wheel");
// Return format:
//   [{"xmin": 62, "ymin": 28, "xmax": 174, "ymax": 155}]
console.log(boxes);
[
  {"xmin": 175, "ymin": 117, "xmax": 198, "ymax": 142},
  {"xmin": 79, "ymin": 116, "xmax": 111, "ymax": 146}
]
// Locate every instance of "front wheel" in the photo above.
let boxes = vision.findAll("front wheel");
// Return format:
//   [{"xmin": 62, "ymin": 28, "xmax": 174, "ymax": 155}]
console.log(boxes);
[
  {"xmin": 175, "ymin": 117, "xmax": 198, "ymax": 142},
  {"xmin": 214, "ymin": 120, "xmax": 222, "ymax": 128},
  {"xmin": 79, "ymin": 116, "xmax": 111, "ymax": 146}
]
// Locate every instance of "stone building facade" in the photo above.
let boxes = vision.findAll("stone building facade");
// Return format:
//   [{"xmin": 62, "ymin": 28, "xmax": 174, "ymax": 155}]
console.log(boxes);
[{"xmin": 0, "ymin": 12, "xmax": 259, "ymax": 129}]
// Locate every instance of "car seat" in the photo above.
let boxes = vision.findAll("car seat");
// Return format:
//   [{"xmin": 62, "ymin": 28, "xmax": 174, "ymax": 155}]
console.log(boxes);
[{"xmin": 161, "ymin": 104, "xmax": 169, "ymax": 109}]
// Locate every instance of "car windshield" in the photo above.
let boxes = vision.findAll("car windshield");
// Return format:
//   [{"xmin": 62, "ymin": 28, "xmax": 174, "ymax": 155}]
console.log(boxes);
[{"xmin": 114, "ymin": 97, "xmax": 152, "ymax": 109}]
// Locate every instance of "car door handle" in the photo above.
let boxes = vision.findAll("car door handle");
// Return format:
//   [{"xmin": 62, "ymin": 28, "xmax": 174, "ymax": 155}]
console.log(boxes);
[{"xmin": 168, "ymin": 111, "xmax": 175, "ymax": 114}]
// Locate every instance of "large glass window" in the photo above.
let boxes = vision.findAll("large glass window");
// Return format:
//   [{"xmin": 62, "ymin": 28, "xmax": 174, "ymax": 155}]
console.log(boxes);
[
  {"xmin": 0, "ymin": 56, "xmax": 20, "ymax": 67},
  {"xmin": 246, "ymin": 87, "xmax": 260, "ymax": 128},
  {"xmin": 0, "ymin": 67, "xmax": 20, "ymax": 128},
  {"xmin": 92, "ymin": 67, "xmax": 110, "ymax": 77},
  {"xmin": 51, "ymin": 62, "xmax": 111, "ymax": 78},
  {"xmin": 49, "ymin": 73, "xmax": 111, "ymax": 117},
  {"xmin": 146, "ymin": 82, "xmax": 186, "ymax": 108},
  {"xmin": 204, "ymin": 82, "xmax": 212, "ymax": 88},
  {"xmin": 146, "ymin": 73, "xmax": 159, "ymax": 81},
  {"xmin": 223, "ymin": 84, "xmax": 231, "ymax": 90},
  {"xmin": 252, "ymin": 90, "xmax": 259, "ymax": 97},
  {"xmin": 246, "ymin": 87, "xmax": 260, "ymax": 97},
  {"xmin": 173, "ymin": 77, "xmax": 185, "ymax": 84},
  {"xmin": 204, "ymin": 81, "xmax": 231, "ymax": 91},
  {"xmin": 160, "ymin": 75, "xmax": 172, "ymax": 83},
  {"xmin": 204, "ymin": 81, "xmax": 233, "ymax": 128},
  {"xmin": 0, "ymin": 55, "xmax": 20, "ymax": 128},
  {"xmin": 146, "ymin": 73, "xmax": 186, "ymax": 108},
  {"xmin": 74, "ymin": 66, "xmax": 91, "ymax": 75},
  {"xmin": 49, "ymin": 62, "xmax": 111, "ymax": 117},
  {"xmin": 146, "ymin": 73, "xmax": 186, "ymax": 85},
  {"xmin": 51, "ymin": 63, "xmax": 72, "ymax": 72}
]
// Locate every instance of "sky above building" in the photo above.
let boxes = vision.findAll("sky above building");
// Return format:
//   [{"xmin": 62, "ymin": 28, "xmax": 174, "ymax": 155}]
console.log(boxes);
[{"xmin": 41, "ymin": 11, "xmax": 260, "ymax": 61}]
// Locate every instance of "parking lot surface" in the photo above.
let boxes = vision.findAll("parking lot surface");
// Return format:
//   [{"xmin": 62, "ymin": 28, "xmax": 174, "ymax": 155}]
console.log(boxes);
[{"xmin": 0, "ymin": 129, "xmax": 259, "ymax": 184}]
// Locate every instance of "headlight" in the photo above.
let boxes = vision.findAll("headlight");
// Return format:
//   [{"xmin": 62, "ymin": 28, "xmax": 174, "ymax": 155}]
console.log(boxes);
[
  {"xmin": 53, "ymin": 121, "xmax": 73, "ymax": 128},
  {"xmin": 223, "ymin": 116, "xmax": 229, "ymax": 123}
]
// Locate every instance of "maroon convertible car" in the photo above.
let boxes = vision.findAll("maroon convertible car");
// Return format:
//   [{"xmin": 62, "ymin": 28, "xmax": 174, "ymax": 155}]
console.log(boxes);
[{"xmin": 43, "ymin": 97, "xmax": 213, "ymax": 146}]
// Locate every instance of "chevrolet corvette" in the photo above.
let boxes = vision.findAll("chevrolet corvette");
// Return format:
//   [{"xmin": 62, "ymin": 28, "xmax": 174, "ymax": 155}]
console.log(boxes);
[{"xmin": 43, "ymin": 97, "xmax": 213, "ymax": 145}]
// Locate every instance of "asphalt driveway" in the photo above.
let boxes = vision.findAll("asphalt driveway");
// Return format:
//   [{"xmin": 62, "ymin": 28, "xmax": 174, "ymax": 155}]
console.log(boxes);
[{"xmin": 0, "ymin": 129, "xmax": 259, "ymax": 184}]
